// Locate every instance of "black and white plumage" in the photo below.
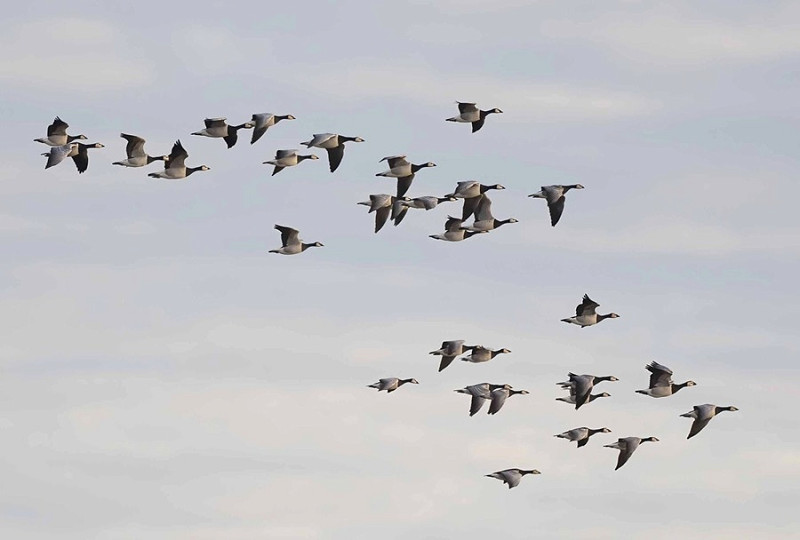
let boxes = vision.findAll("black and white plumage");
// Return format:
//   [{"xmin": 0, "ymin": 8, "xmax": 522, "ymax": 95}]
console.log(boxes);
[
  {"xmin": 555, "ymin": 427, "xmax": 612, "ymax": 448},
  {"xmin": 447, "ymin": 182, "xmax": 506, "ymax": 221},
  {"xmin": 35, "ymin": 117, "xmax": 87, "ymax": 146},
  {"xmin": 301, "ymin": 133, "xmax": 364, "ymax": 172},
  {"xmin": 528, "ymin": 184, "xmax": 584, "ymax": 227},
  {"xmin": 487, "ymin": 387, "xmax": 529, "ymax": 415},
  {"xmin": 375, "ymin": 156, "xmax": 436, "ymax": 198},
  {"xmin": 604, "ymin": 437, "xmax": 659, "ymax": 470},
  {"xmin": 430, "ymin": 340, "xmax": 475, "ymax": 372},
  {"xmin": 191, "ymin": 117, "xmax": 255, "ymax": 148},
  {"xmin": 357, "ymin": 194, "xmax": 411, "ymax": 233},
  {"xmin": 454, "ymin": 383, "xmax": 509, "ymax": 416},
  {"xmin": 464, "ymin": 194, "xmax": 518, "ymax": 232},
  {"xmin": 429, "ymin": 216, "xmax": 487, "ymax": 242},
  {"xmin": 561, "ymin": 294, "xmax": 620, "ymax": 327},
  {"xmin": 268, "ymin": 225, "xmax": 323, "ymax": 255},
  {"xmin": 446, "ymin": 102, "xmax": 503, "ymax": 133},
  {"xmin": 392, "ymin": 196, "xmax": 457, "ymax": 226},
  {"xmin": 485, "ymin": 468, "xmax": 540, "ymax": 489},
  {"xmin": 41, "ymin": 143, "xmax": 79, "ymax": 169},
  {"xmin": 367, "ymin": 377, "xmax": 419, "ymax": 393},
  {"xmin": 460, "ymin": 345, "xmax": 511, "ymax": 363},
  {"xmin": 263, "ymin": 150, "xmax": 319, "ymax": 176},
  {"xmin": 148, "ymin": 140, "xmax": 210, "ymax": 179},
  {"xmin": 557, "ymin": 373, "xmax": 619, "ymax": 409},
  {"xmin": 681, "ymin": 404, "xmax": 738, "ymax": 439},
  {"xmin": 635, "ymin": 362, "xmax": 696, "ymax": 398},
  {"xmin": 70, "ymin": 142, "xmax": 104, "ymax": 173},
  {"xmin": 250, "ymin": 113, "xmax": 295, "ymax": 145},
  {"xmin": 113, "ymin": 134, "xmax": 168, "ymax": 167}
]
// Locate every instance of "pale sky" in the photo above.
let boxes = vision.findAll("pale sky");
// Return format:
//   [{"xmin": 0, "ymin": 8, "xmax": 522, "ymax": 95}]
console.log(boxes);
[{"xmin": 2, "ymin": 1, "xmax": 799, "ymax": 538}]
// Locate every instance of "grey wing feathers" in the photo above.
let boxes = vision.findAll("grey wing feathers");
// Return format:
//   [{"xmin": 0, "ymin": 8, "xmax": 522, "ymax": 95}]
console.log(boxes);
[
  {"xmin": 276, "ymin": 149, "xmax": 297, "ymax": 159},
  {"xmin": 326, "ymin": 145, "xmax": 345, "ymax": 172},
  {"xmin": 646, "ymin": 362, "xmax": 673, "ymax": 388},
  {"xmin": 121, "ymin": 134, "xmax": 146, "ymax": 158},
  {"xmin": 687, "ymin": 418, "xmax": 712, "ymax": 439},
  {"xmin": 167, "ymin": 140, "xmax": 188, "ymax": 169},
  {"xmin": 548, "ymin": 196, "xmax": 566, "ymax": 227},
  {"xmin": 275, "ymin": 225, "xmax": 300, "ymax": 246},
  {"xmin": 461, "ymin": 196, "xmax": 482, "ymax": 221},
  {"xmin": 205, "ymin": 118, "xmax": 227, "ymax": 128},
  {"xmin": 577, "ymin": 295, "xmax": 599, "ymax": 316},
  {"xmin": 458, "ymin": 102, "xmax": 478, "ymax": 114},
  {"xmin": 48, "ymin": 117, "xmax": 68, "ymax": 136},
  {"xmin": 473, "ymin": 194, "xmax": 494, "ymax": 221}
]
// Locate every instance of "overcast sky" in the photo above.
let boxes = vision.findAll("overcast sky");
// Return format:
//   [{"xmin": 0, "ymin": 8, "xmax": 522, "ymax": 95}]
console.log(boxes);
[{"xmin": 1, "ymin": 1, "xmax": 799, "ymax": 538}]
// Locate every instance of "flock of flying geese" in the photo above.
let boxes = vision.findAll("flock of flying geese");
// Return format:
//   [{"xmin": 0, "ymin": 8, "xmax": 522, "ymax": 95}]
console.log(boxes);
[{"xmin": 34, "ymin": 103, "xmax": 738, "ymax": 489}]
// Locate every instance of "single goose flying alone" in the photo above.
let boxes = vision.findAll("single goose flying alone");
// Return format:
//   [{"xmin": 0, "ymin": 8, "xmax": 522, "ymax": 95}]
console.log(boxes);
[
  {"xmin": 485, "ymin": 468, "xmax": 540, "ymax": 489},
  {"xmin": 301, "ymin": 133, "xmax": 365, "ymax": 172},
  {"xmin": 528, "ymin": 184, "xmax": 584, "ymax": 227},
  {"xmin": 368, "ymin": 377, "xmax": 419, "ymax": 393},
  {"xmin": 263, "ymin": 149, "xmax": 319, "ymax": 176},
  {"xmin": 250, "ymin": 113, "xmax": 295, "ymax": 144},
  {"xmin": 604, "ymin": 437, "xmax": 659, "ymax": 470},
  {"xmin": 191, "ymin": 117, "xmax": 255, "ymax": 148},
  {"xmin": 635, "ymin": 361, "xmax": 696, "ymax": 398},
  {"xmin": 555, "ymin": 427, "xmax": 612, "ymax": 448},
  {"xmin": 681, "ymin": 404, "xmax": 738, "ymax": 439}
]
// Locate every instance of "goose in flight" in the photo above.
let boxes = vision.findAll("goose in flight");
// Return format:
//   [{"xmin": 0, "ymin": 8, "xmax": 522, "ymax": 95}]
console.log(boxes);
[
  {"xmin": 368, "ymin": 377, "xmax": 419, "ymax": 393},
  {"xmin": 488, "ymin": 387, "xmax": 529, "ymax": 415},
  {"xmin": 42, "ymin": 143, "xmax": 79, "ymax": 169},
  {"xmin": 429, "ymin": 216, "xmax": 487, "ymax": 242},
  {"xmin": 148, "ymin": 140, "xmax": 210, "ymax": 179},
  {"xmin": 604, "ymin": 437, "xmax": 659, "ymax": 470},
  {"xmin": 430, "ymin": 340, "xmax": 475, "ymax": 372},
  {"xmin": 263, "ymin": 149, "xmax": 319, "ymax": 176},
  {"xmin": 376, "ymin": 155, "xmax": 436, "ymax": 197},
  {"xmin": 35, "ymin": 117, "xmax": 87, "ymax": 146},
  {"xmin": 268, "ymin": 225, "xmax": 323, "ymax": 255},
  {"xmin": 635, "ymin": 362, "xmax": 696, "ymax": 398},
  {"xmin": 555, "ymin": 427, "xmax": 611, "ymax": 448},
  {"xmin": 357, "ymin": 194, "xmax": 410, "ymax": 233},
  {"xmin": 485, "ymin": 468, "xmax": 540, "ymax": 489},
  {"xmin": 191, "ymin": 117, "xmax": 255, "ymax": 148},
  {"xmin": 557, "ymin": 373, "xmax": 618, "ymax": 409},
  {"xmin": 561, "ymin": 294, "xmax": 620, "ymax": 327},
  {"xmin": 529, "ymin": 184, "xmax": 584, "ymax": 227},
  {"xmin": 113, "ymin": 134, "xmax": 168, "ymax": 167},
  {"xmin": 464, "ymin": 194, "xmax": 518, "ymax": 232},
  {"xmin": 301, "ymin": 133, "xmax": 364, "ymax": 172},
  {"xmin": 460, "ymin": 345, "xmax": 511, "ymax": 363},
  {"xmin": 446, "ymin": 102, "xmax": 503, "ymax": 133},
  {"xmin": 70, "ymin": 142, "xmax": 104, "ymax": 173},
  {"xmin": 250, "ymin": 113, "xmax": 295, "ymax": 144},
  {"xmin": 681, "ymin": 404, "xmax": 738, "ymax": 439},
  {"xmin": 455, "ymin": 383, "xmax": 510, "ymax": 416}
]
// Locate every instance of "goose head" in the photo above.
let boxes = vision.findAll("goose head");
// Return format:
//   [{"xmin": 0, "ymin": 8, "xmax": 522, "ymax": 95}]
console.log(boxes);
[
  {"xmin": 497, "ymin": 348, "xmax": 511, "ymax": 354},
  {"xmin": 642, "ymin": 437, "xmax": 660, "ymax": 443},
  {"xmin": 599, "ymin": 427, "xmax": 612, "ymax": 433},
  {"xmin": 597, "ymin": 392, "xmax": 611, "ymax": 398},
  {"xmin": 719, "ymin": 405, "xmax": 739, "ymax": 412},
  {"xmin": 522, "ymin": 469, "xmax": 541, "ymax": 475},
  {"xmin": 487, "ymin": 108, "xmax": 503, "ymax": 114}
]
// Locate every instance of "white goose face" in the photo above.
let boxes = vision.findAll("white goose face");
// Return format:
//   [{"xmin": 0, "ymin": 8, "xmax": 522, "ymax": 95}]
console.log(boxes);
[
  {"xmin": 601, "ymin": 428, "xmax": 612, "ymax": 433},
  {"xmin": 200, "ymin": 165, "xmax": 210, "ymax": 171},
  {"xmin": 310, "ymin": 155, "xmax": 319, "ymax": 160},
  {"xmin": 410, "ymin": 379, "xmax": 419, "ymax": 384},
  {"xmin": 287, "ymin": 115, "xmax": 296, "ymax": 120},
  {"xmin": 492, "ymin": 108, "xmax": 503, "ymax": 113},
  {"xmin": 354, "ymin": 137, "xmax": 365, "ymax": 142},
  {"xmin": 575, "ymin": 184, "xmax": 585, "ymax": 189},
  {"xmin": 686, "ymin": 381, "xmax": 697, "ymax": 386},
  {"xmin": 426, "ymin": 162, "xmax": 436, "ymax": 167},
  {"xmin": 508, "ymin": 218, "xmax": 519, "ymax": 223}
]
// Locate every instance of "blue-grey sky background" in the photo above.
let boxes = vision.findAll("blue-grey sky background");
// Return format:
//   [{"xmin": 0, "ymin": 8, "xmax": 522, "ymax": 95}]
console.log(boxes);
[{"xmin": 1, "ymin": 1, "xmax": 799, "ymax": 538}]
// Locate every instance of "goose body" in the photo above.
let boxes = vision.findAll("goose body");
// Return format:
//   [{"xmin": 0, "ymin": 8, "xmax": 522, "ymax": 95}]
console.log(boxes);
[
  {"xmin": 148, "ymin": 140, "xmax": 210, "ymax": 179},
  {"xmin": 561, "ymin": 294, "xmax": 620, "ymax": 327},
  {"xmin": 376, "ymin": 155, "xmax": 436, "ymax": 197},
  {"xmin": 528, "ymin": 184, "xmax": 584, "ymax": 227},
  {"xmin": 429, "ymin": 216, "xmax": 487, "ymax": 242},
  {"xmin": 488, "ymin": 387, "xmax": 529, "ymax": 415},
  {"xmin": 368, "ymin": 377, "xmax": 419, "ymax": 393},
  {"xmin": 113, "ymin": 134, "xmax": 168, "ymax": 167},
  {"xmin": 635, "ymin": 361, "xmax": 696, "ymax": 398},
  {"xmin": 446, "ymin": 102, "xmax": 503, "ymax": 133},
  {"xmin": 263, "ymin": 150, "xmax": 319, "ymax": 176},
  {"xmin": 430, "ymin": 340, "xmax": 475, "ymax": 372},
  {"xmin": 460, "ymin": 346, "xmax": 511, "ymax": 363},
  {"xmin": 42, "ymin": 143, "xmax": 79, "ymax": 169},
  {"xmin": 301, "ymin": 133, "xmax": 364, "ymax": 172},
  {"xmin": 555, "ymin": 427, "xmax": 611, "ymax": 448},
  {"xmin": 681, "ymin": 404, "xmax": 738, "ymax": 439},
  {"xmin": 35, "ymin": 117, "xmax": 87, "ymax": 146},
  {"xmin": 357, "ymin": 194, "xmax": 410, "ymax": 233},
  {"xmin": 604, "ymin": 436, "xmax": 659, "ymax": 470},
  {"xmin": 464, "ymin": 194, "xmax": 518, "ymax": 232},
  {"xmin": 268, "ymin": 225, "xmax": 323, "ymax": 255},
  {"xmin": 455, "ymin": 383, "xmax": 509, "ymax": 416},
  {"xmin": 250, "ymin": 113, "xmax": 295, "ymax": 144},
  {"xmin": 448, "ymin": 181, "xmax": 505, "ymax": 201},
  {"xmin": 191, "ymin": 117, "xmax": 255, "ymax": 148},
  {"xmin": 70, "ymin": 142, "xmax": 104, "ymax": 173},
  {"xmin": 557, "ymin": 373, "xmax": 618, "ymax": 409},
  {"xmin": 393, "ymin": 196, "xmax": 457, "ymax": 226},
  {"xmin": 486, "ymin": 468, "xmax": 540, "ymax": 489}
]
